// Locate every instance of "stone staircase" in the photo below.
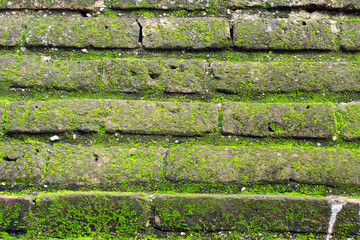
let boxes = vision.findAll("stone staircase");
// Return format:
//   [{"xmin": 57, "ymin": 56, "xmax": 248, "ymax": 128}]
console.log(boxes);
[{"xmin": 1, "ymin": 0, "xmax": 360, "ymax": 239}]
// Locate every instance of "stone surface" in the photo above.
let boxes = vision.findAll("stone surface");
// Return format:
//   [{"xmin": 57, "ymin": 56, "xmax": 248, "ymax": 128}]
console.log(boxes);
[
  {"xmin": 0, "ymin": 17, "xmax": 23, "ymax": 46},
  {"xmin": 340, "ymin": 21, "xmax": 360, "ymax": 50},
  {"xmin": 222, "ymin": 102, "xmax": 336, "ymax": 138},
  {"xmin": 0, "ymin": 144, "xmax": 50, "ymax": 185},
  {"xmin": 212, "ymin": 61, "xmax": 360, "ymax": 93},
  {"xmin": 228, "ymin": 0, "xmax": 360, "ymax": 9},
  {"xmin": 45, "ymin": 146, "xmax": 166, "ymax": 185},
  {"xmin": 233, "ymin": 19, "xmax": 339, "ymax": 50},
  {"xmin": 0, "ymin": 0, "xmax": 106, "ymax": 10},
  {"xmin": 102, "ymin": 59, "xmax": 207, "ymax": 93},
  {"xmin": 6, "ymin": 100, "xmax": 219, "ymax": 136},
  {"xmin": 26, "ymin": 17, "xmax": 140, "ymax": 48},
  {"xmin": 105, "ymin": 0, "xmax": 225, "ymax": 10},
  {"xmin": 139, "ymin": 17, "xmax": 231, "ymax": 49},
  {"xmin": 339, "ymin": 103, "xmax": 360, "ymax": 140},
  {"xmin": 0, "ymin": 195, "xmax": 32, "ymax": 231},
  {"xmin": 0, "ymin": 57, "xmax": 100, "ymax": 91},
  {"xmin": 165, "ymin": 146, "xmax": 360, "ymax": 186},
  {"xmin": 32, "ymin": 192, "xmax": 150, "ymax": 238},
  {"xmin": 154, "ymin": 194, "xmax": 330, "ymax": 233}
]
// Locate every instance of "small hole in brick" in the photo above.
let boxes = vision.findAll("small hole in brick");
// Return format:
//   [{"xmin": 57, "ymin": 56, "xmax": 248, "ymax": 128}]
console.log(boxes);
[
  {"xmin": 3, "ymin": 156, "xmax": 18, "ymax": 162},
  {"xmin": 93, "ymin": 153, "xmax": 99, "ymax": 162},
  {"xmin": 302, "ymin": 21, "xmax": 307, "ymax": 25},
  {"xmin": 105, "ymin": 25, "xmax": 108, "ymax": 29},
  {"xmin": 35, "ymin": 106, "xmax": 38, "ymax": 109},
  {"xmin": 306, "ymin": 106, "xmax": 310, "ymax": 109},
  {"xmin": 149, "ymin": 73, "xmax": 161, "ymax": 79},
  {"xmin": 169, "ymin": 65, "xmax": 178, "ymax": 69}
]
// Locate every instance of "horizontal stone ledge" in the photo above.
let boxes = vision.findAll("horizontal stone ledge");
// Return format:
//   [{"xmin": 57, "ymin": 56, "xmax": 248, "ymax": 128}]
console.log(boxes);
[
  {"xmin": 0, "ymin": 57, "xmax": 100, "ymax": 91},
  {"xmin": 165, "ymin": 146, "xmax": 360, "ymax": 186},
  {"xmin": 25, "ymin": 17, "xmax": 140, "ymax": 48},
  {"xmin": 340, "ymin": 21, "xmax": 360, "ymax": 51},
  {"xmin": 0, "ymin": 17, "xmax": 23, "ymax": 47},
  {"xmin": 212, "ymin": 61, "xmax": 360, "ymax": 93},
  {"xmin": 222, "ymin": 102, "xmax": 336, "ymax": 138},
  {"xmin": 228, "ymin": 0, "xmax": 360, "ymax": 9},
  {"xmin": 0, "ymin": 195, "xmax": 32, "ymax": 231},
  {"xmin": 0, "ymin": 144, "xmax": 50, "ymax": 185},
  {"xmin": 105, "ymin": 0, "xmax": 226, "ymax": 10},
  {"xmin": 233, "ymin": 19, "xmax": 339, "ymax": 50},
  {"xmin": 139, "ymin": 17, "xmax": 232, "ymax": 49},
  {"xmin": 6, "ymin": 100, "xmax": 220, "ymax": 136},
  {"xmin": 154, "ymin": 194, "xmax": 360, "ymax": 235},
  {"xmin": 33, "ymin": 192, "xmax": 150, "ymax": 238},
  {"xmin": 0, "ymin": 0, "xmax": 106, "ymax": 11},
  {"xmin": 45, "ymin": 145, "xmax": 166, "ymax": 185},
  {"xmin": 102, "ymin": 59, "xmax": 207, "ymax": 93}
]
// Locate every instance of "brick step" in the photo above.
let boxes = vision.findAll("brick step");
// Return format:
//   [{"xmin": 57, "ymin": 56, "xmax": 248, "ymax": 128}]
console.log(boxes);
[
  {"xmin": 2, "ymin": 144, "xmax": 360, "ymax": 187},
  {"xmin": 1, "ymin": 100, "xmax": 360, "ymax": 139},
  {"xmin": 1, "ymin": 192, "xmax": 359, "ymax": 238},
  {"xmin": 0, "ymin": 0, "xmax": 358, "ymax": 11},
  {"xmin": 1, "ymin": 57, "xmax": 360, "ymax": 93},
  {"xmin": 1, "ymin": 16, "xmax": 359, "ymax": 50}
]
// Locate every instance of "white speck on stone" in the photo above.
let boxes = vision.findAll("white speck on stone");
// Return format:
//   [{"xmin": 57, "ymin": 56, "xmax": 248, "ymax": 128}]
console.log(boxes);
[
  {"xmin": 317, "ymin": 143, "xmax": 321, "ymax": 146},
  {"xmin": 20, "ymin": 47, "xmax": 26, "ymax": 52},
  {"xmin": 50, "ymin": 135, "xmax": 60, "ymax": 142},
  {"xmin": 147, "ymin": 194, "xmax": 154, "ymax": 201},
  {"xmin": 175, "ymin": 140, "xmax": 179, "ymax": 143},
  {"xmin": 41, "ymin": 55, "xmax": 51, "ymax": 62},
  {"xmin": 82, "ymin": 48, "xmax": 88, "ymax": 53},
  {"xmin": 73, "ymin": 134, "xmax": 76, "ymax": 140},
  {"xmin": 44, "ymin": 184, "xmax": 48, "ymax": 188},
  {"xmin": 181, "ymin": 232, "xmax": 185, "ymax": 236},
  {"xmin": 1, "ymin": 182, "xmax": 5, "ymax": 186},
  {"xmin": 241, "ymin": 187, "xmax": 246, "ymax": 191},
  {"xmin": 333, "ymin": 136, "xmax": 337, "ymax": 141}
]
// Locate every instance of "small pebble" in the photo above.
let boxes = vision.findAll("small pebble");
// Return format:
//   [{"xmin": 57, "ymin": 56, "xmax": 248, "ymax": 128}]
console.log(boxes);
[
  {"xmin": 317, "ymin": 142, "xmax": 321, "ymax": 147},
  {"xmin": 81, "ymin": 48, "xmax": 88, "ymax": 53},
  {"xmin": 73, "ymin": 134, "xmax": 77, "ymax": 140},
  {"xmin": 181, "ymin": 232, "xmax": 185, "ymax": 236},
  {"xmin": 333, "ymin": 136, "xmax": 337, "ymax": 141},
  {"xmin": 50, "ymin": 135, "xmax": 60, "ymax": 142}
]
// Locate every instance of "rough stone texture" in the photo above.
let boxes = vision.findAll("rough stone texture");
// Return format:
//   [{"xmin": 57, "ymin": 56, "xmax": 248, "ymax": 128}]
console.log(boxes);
[
  {"xmin": 32, "ymin": 192, "xmax": 150, "ymax": 238},
  {"xmin": 0, "ymin": 195, "xmax": 32, "ymax": 231},
  {"xmin": 0, "ymin": 57, "xmax": 100, "ymax": 91},
  {"xmin": 0, "ymin": 0, "xmax": 106, "ymax": 11},
  {"xmin": 45, "ymin": 146, "xmax": 166, "ymax": 185},
  {"xmin": 228, "ymin": 0, "xmax": 360, "ymax": 9},
  {"xmin": 139, "ymin": 17, "xmax": 231, "ymax": 49},
  {"xmin": 233, "ymin": 19, "xmax": 339, "ymax": 50},
  {"xmin": 154, "ymin": 194, "xmax": 330, "ymax": 233},
  {"xmin": 0, "ymin": 144, "xmax": 50, "ymax": 185},
  {"xmin": 340, "ymin": 21, "xmax": 360, "ymax": 51},
  {"xmin": 338, "ymin": 103, "xmax": 360, "ymax": 140},
  {"xmin": 212, "ymin": 61, "xmax": 360, "ymax": 93},
  {"xmin": 333, "ymin": 0, "xmax": 360, "ymax": 9},
  {"xmin": 106, "ymin": 101, "xmax": 219, "ymax": 135},
  {"xmin": 6, "ymin": 100, "xmax": 219, "ymax": 136},
  {"xmin": 105, "ymin": 0, "xmax": 225, "ymax": 10},
  {"xmin": 102, "ymin": 59, "xmax": 207, "ymax": 93},
  {"xmin": 26, "ymin": 17, "xmax": 140, "ymax": 48},
  {"xmin": 0, "ymin": 17, "xmax": 23, "ymax": 47},
  {"xmin": 222, "ymin": 102, "xmax": 336, "ymax": 138},
  {"xmin": 165, "ymin": 146, "xmax": 360, "ymax": 186},
  {"xmin": 333, "ymin": 199, "xmax": 360, "ymax": 235}
]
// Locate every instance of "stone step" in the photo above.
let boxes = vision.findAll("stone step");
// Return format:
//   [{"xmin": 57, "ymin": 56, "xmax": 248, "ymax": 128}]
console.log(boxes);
[
  {"xmin": 1, "ymin": 16, "xmax": 359, "ymax": 50},
  {"xmin": 1, "ymin": 57, "xmax": 360, "ymax": 93},
  {"xmin": 1, "ymin": 100, "xmax": 360, "ymax": 139},
  {"xmin": 1, "ymin": 192, "xmax": 359, "ymax": 238},
  {"xmin": 2, "ymin": 144, "xmax": 360, "ymax": 187}
]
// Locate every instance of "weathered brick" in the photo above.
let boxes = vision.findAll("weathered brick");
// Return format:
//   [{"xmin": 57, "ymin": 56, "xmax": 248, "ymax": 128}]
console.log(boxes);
[
  {"xmin": 222, "ymin": 102, "xmax": 336, "ymax": 138},
  {"xmin": 6, "ymin": 100, "xmax": 219, "ymax": 136},
  {"xmin": 339, "ymin": 103, "xmax": 360, "ymax": 140},
  {"xmin": 165, "ymin": 146, "xmax": 360, "ymax": 186},
  {"xmin": 154, "ymin": 194, "xmax": 331, "ymax": 233},
  {"xmin": 212, "ymin": 61, "xmax": 360, "ymax": 93},
  {"xmin": 233, "ymin": 19, "xmax": 339, "ymax": 50},
  {"xmin": 26, "ymin": 17, "xmax": 140, "ymax": 48},
  {"xmin": 139, "ymin": 17, "xmax": 231, "ymax": 49},
  {"xmin": 105, "ymin": 0, "xmax": 225, "ymax": 10},
  {"xmin": 333, "ymin": 0, "xmax": 360, "ymax": 9},
  {"xmin": 0, "ymin": 195, "xmax": 32, "ymax": 231},
  {"xmin": 45, "ymin": 145, "xmax": 166, "ymax": 185},
  {"xmin": 0, "ymin": 17, "xmax": 23, "ymax": 46},
  {"xmin": 102, "ymin": 59, "xmax": 207, "ymax": 93},
  {"xmin": 0, "ymin": 144, "xmax": 50, "ymax": 186},
  {"xmin": 340, "ymin": 21, "xmax": 360, "ymax": 50},
  {"xmin": 0, "ymin": 0, "xmax": 105, "ymax": 11},
  {"xmin": 0, "ymin": 57, "xmax": 100, "ymax": 91},
  {"xmin": 33, "ymin": 192, "xmax": 150, "ymax": 238},
  {"xmin": 228, "ymin": 0, "xmax": 360, "ymax": 9}
]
